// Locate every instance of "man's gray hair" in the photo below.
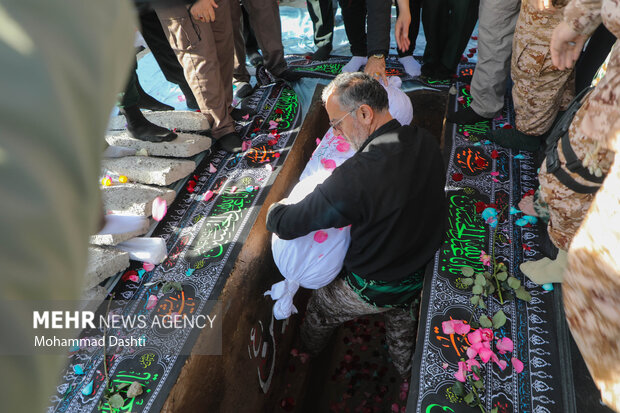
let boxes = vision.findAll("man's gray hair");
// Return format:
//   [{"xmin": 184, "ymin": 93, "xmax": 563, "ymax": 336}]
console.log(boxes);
[{"xmin": 322, "ymin": 72, "xmax": 389, "ymax": 113}]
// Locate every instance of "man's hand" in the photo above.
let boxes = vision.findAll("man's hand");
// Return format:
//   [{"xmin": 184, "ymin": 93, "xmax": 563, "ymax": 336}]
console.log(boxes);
[
  {"xmin": 364, "ymin": 56, "xmax": 387, "ymax": 86},
  {"xmin": 550, "ymin": 21, "xmax": 588, "ymax": 70},
  {"xmin": 395, "ymin": 13, "xmax": 411, "ymax": 53},
  {"xmin": 190, "ymin": 0, "xmax": 218, "ymax": 22},
  {"xmin": 530, "ymin": 0, "xmax": 556, "ymax": 12}
]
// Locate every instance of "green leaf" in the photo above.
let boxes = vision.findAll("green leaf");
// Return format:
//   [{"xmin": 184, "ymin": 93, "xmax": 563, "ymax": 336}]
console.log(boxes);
[
  {"xmin": 515, "ymin": 286, "xmax": 532, "ymax": 302},
  {"xmin": 471, "ymin": 365, "xmax": 481, "ymax": 377},
  {"xmin": 452, "ymin": 381, "xmax": 465, "ymax": 396},
  {"xmin": 475, "ymin": 274, "xmax": 486, "ymax": 286},
  {"xmin": 461, "ymin": 266, "xmax": 475, "ymax": 277},
  {"xmin": 478, "ymin": 300, "xmax": 487, "ymax": 310},
  {"xmin": 497, "ymin": 262, "xmax": 507, "ymax": 272},
  {"xmin": 108, "ymin": 394, "xmax": 125, "ymax": 409},
  {"xmin": 492, "ymin": 310, "xmax": 507, "ymax": 329},
  {"xmin": 472, "ymin": 285, "xmax": 483, "ymax": 295},
  {"xmin": 479, "ymin": 315, "xmax": 492, "ymax": 328},
  {"xmin": 464, "ymin": 392, "xmax": 475, "ymax": 404},
  {"xmin": 507, "ymin": 276, "xmax": 521, "ymax": 290},
  {"xmin": 491, "ymin": 408, "xmax": 499, "ymax": 413},
  {"xmin": 474, "ymin": 379, "xmax": 484, "ymax": 389},
  {"xmin": 116, "ymin": 383, "xmax": 131, "ymax": 391},
  {"xmin": 483, "ymin": 271, "xmax": 492, "ymax": 279},
  {"xmin": 461, "ymin": 277, "xmax": 474, "ymax": 286},
  {"xmin": 470, "ymin": 295, "xmax": 480, "ymax": 306},
  {"xmin": 170, "ymin": 281, "xmax": 182, "ymax": 291},
  {"xmin": 470, "ymin": 320, "xmax": 480, "ymax": 328},
  {"xmin": 496, "ymin": 271, "xmax": 508, "ymax": 282},
  {"xmin": 487, "ymin": 283, "xmax": 496, "ymax": 295}
]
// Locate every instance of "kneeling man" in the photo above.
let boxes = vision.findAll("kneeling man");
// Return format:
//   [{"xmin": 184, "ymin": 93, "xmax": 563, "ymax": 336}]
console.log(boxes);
[{"xmin": 266, "ymin": 72, "xmax": 447, "ymax": 377}]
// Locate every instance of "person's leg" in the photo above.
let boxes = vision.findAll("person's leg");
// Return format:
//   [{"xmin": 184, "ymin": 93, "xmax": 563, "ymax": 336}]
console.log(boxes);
[
  {"xmin": 439, "ymin": 0, "xmax": 479, "ymax": 74},
  {"xmin": 420, "ymin": 0, "xmax": 448, "ymax": 75},
  {"xmin": 230, "ymin": 0, "xmax": 251, "ymax": 85},
  {"xmin": 470, "ymin": 0, "xmax": 520, "ymax": 118},
  {"xmin": 338, "ymin": 0, "xmax": 367, "ymax": 57},
  {"xmin": 242, "ymin": 0, "xmax": 287, "ymax": 75},
  {"xmin": 242, "ymin": 4, "xmax": 262, "ymax": 65},
  {"xmin": 384, "ymin": 297, "xmax": 420, "ymax": 378},
  {"xmin": 307, "ymin": 0, "xmax": 334, "ymax": 60},
  {"xmin": 300, "ymin": 278, "xmax": 386, "ymax": 354},
  {"xmin": 119, "ymin": 70, "xmax": 177, "ymax": 142},
  {"xmin": 155, "ymin": 2, "xmax": 236, "ymax": 140}
]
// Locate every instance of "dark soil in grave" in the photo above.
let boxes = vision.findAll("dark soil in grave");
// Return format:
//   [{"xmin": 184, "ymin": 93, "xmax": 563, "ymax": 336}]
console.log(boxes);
[{"xmin": 277, "ymin": 314, "xmax": 411, "ymax": 413}]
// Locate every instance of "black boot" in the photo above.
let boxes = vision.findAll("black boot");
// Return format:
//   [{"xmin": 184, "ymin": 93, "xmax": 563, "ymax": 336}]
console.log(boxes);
[
  {"xmin": 485, "ymin": 128, "xmax": 544, "ymax": 152},
  {"xmin": 230, "ymin": 106, "xmax": 256, "ymax": 122},
  {"xmin": 276, "ymin": 68, "xmax": 303, "ymax": 82},
  {"xmin": 311, "ymin": 45, "xmax": 332, "ymax": 61},
  {"xmin": 234, "ymin": 82, "xmax": 253, "ymax": 99},
  {"xmin": 136, "ymin": 80, "xmax": 173, "ymax": 111},
  {"xmin": 217, "ymin": 132, "xmax": 243, "ymax": 153},
  {"xmin": 247, "ymin": 50, "xmax": 263, "ymax": 67},
  {"xmin": 178, "ymin": 82, "xmax": 199, "ymax": 110},
  {"xmin": 447, "ymin": 106, "xmax": 493, "ymax": 125},
  {"xmin": 120, "ymin": 105, "xmax": 177, "ymax": 142}
]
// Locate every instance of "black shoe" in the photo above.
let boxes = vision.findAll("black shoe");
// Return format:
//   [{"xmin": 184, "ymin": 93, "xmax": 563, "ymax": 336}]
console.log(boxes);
[
  {"xmin": 276, "ymin": 68, "xmax": 303, "ymax": 82},
  {"xmin": 120, "ymin": 105, "xmax": 177, "ymax": 143},
  {"xmin": 178, "ymin": 82, "xmax": 199, "ymax": 110},
  {"xmin": 447, "ymin": 106, "xmax": 493, "ymax": 125},
  {"xmin": 234, "ymin": 82, "xmax": 253, "ymax": 99},
  {"xmin": 247, "ymin": 50, "xmax": 263, "ymax": 67},
  {"xmin": 311, "ymin": 45, "xmax": 332, "ymax": 61},
  {"xmin": 485, "ymin": 128, "xmax": 544, "ymax": 152},
  {"xmin": 217, "ymin": 132, "xmax": 243, "ymax": 153},
  {"xmin": 136, "ymin": 81, "xmax": 174, "ymax": 111},
  {"xmin": 433, "ymin": 63, "xmax": 454, "ymax": 80},
  {"xmin": 230, "ymin": 107, "xmax": 256, "ymax": 122}
]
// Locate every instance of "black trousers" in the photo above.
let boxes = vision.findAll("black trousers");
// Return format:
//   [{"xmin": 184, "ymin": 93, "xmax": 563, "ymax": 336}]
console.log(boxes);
[
  {"xmin": 338, "ymin": 0, "xmax": 391, "ymax": 57},
  {"xmin": 575, "ymin": 24, "xmax": 616, "ymax": 93},
  {"xmin": 421, "ymin": 0, "xmax": 479, "ymax": 71},
  {"xmin": 307, "ymin": 0, "xmax": 334, "ymax": 49}
]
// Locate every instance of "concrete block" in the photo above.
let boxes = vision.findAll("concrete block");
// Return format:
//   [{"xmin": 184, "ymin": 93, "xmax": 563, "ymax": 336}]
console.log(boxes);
[
  {"xmin": 90, "ymin": 215, "xmax": 151, "ymax": 246},
  {"xmin": 85, "ymin": 246, "xmax": 130, "ymax": 290},
  {"xmin": 108, "ymin": 111, "xmax": 210, "ymax": 131},
  {"xmin": 101, "ymin": 183, "xmax": 176, "ymax": 217},
  {"xmin": 105, "ymin": 131, "xmax": 212, "ymax": 158},
  {"xmin": 102, "ymin": 156, "xmax": 196, "ymax": 186},
  {"xmin": 79, "ymin": 286, "xmax": 109, "ymax": 311}
]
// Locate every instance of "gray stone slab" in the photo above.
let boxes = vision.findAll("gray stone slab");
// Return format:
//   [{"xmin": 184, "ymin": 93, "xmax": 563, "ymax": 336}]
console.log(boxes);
[
  {"xmin": 79, "ymin": 286, "xmax": 108, "ymax": 311},
  {"xmin": 105, "ymin": 131, "xmax": 212, "ymax": 158},
  {"xmin": 102, "ymin": 156, "xmax": 196, "ymax": 186},
  {"xmin": 90, "ymin": 215, "xmax": 151, "ymax": 246},
  {"xmin": 85, "ymin": 246, "xmax": 130, "ymax": 290},
  {"xmin": 108, "ymin": 111, "xmax": 210, "ymax": 131},
  {"xmin": 101, "ymin": 183, "xmax": 176, "ymax": 217}
]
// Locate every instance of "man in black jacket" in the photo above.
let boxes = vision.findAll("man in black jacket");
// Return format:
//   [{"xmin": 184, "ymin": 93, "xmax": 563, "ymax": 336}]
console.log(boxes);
[{"xmin": 266, "ymin": 72, "xmax": 447, "ymax": 377}]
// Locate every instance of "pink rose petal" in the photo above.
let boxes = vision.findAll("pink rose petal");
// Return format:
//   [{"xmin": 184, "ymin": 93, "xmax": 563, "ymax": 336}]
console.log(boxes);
[
  {"xmin": 152, "ymin": 197, "xmax": 167, "ymax": 222},
  {"xmin": 146, "ymin": 295, "xmax": 158, "ymax": 310},
  {"xmin": 269, "ymin": 120, "xmax": 278, "ymax": 129},
  {"xmin": 442, "ymin": 320, "xmax": 455, "ymax": 335},
  {"xmin": 143, "ymin": 262, "xmax": 155, "ymax": 272},
  {"xmin": 242, "ymin": 114, "xmax": 250, "ymax": 120},
  {"xmin": 478, "ymin": 347, "xmax": 494, "ymax": 363},
  {"xmin": 209, "ymin": 163, "xmax": 217, "ymax": 173},
  {"xmin": 203, "ymin": 190, "xmax": 214, "ymax": 202},
  {"xmin": 496, "ymin": 337, "xmax": 514, "ymax": 354},
  {"xmin": 490, "ymin": 171, "xmax": 500, "ymax": 176},
  {"xmin": 453, "ymin": 321, "xmax": 471, "ymax": 335},
  {"xmin": 454, "ymin": 361, "xmax": 467, "ymax": 382},
  {"xmin": 468, "ymin": 329, "xmax": 482, "ymax": 344},
  {"xmin": 321, "ymin": 158, "xmax": 337, "ymax": 170},
  {"xmin": 336, "ymin": 141, "xmax": 350, "ymax": 152},
  {"xmin": 314, "ymin": 230, "xmax": 328, "ymax": 243},
  {"xmin": 242, "ymin": 140, "xmax": 252, "ymax": 151},
  {"xmin": 511, "ymin": 357, "xmax": 524, "ymax": 373},
  {"xmin": 128, "ymin": 274, "xmax": 139, "ymax": 283},
  {"xmin": 316, "ymin": 138, "xmax": 321, "ymax": 146}
]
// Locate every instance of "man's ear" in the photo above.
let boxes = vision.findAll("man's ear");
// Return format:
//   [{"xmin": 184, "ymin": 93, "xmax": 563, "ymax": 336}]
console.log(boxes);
[{"xmin": 359, "ymin": 104, "xmax": 373, "ymax": 123}]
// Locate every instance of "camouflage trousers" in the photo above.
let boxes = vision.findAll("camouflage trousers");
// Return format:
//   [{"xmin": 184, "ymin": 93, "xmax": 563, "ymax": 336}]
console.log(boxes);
[
  {"xmin": 511, "ymin": 1, "xmax": 574, "ymax": 135},
  {"xmin": 300, "ymin": 278, "xmax": 420, "ymax": 378}
]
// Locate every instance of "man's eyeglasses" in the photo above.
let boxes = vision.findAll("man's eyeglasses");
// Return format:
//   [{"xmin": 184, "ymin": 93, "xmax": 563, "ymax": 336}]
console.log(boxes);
[{"xmin": 329, "ymin": 108, "xmax": 357, "ymax": 132}]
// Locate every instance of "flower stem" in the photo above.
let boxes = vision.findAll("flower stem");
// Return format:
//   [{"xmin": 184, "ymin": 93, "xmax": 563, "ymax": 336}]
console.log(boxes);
[
  {"xmin": 490, "ymin": 205, "xmax": 508, "ymax": 305},
  {"xmin": 467, "ymin": 374, "xmax": 487, "ymax": 413}
]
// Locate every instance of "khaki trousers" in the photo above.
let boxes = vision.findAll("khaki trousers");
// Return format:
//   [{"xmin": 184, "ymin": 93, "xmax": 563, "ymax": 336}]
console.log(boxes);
[{"xmin": 155, "ymin": 0, "xmax": 236, "ymax": 139}]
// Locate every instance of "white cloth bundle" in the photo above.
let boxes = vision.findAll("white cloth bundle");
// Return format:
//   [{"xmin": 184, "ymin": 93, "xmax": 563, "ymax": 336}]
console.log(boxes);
[{"xmin": 267, "ymin": 79, "xmax": 414, "ymax": 320}]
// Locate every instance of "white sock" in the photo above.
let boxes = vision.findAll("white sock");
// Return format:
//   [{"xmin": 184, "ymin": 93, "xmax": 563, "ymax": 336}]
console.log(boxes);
[
  {"xmin": 399, "ymin": 56, "xmax": 421, "ymax": 77},
  {"xmin": 341, "ymin": 56, "xmax": 368, "ymax": 73}
]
